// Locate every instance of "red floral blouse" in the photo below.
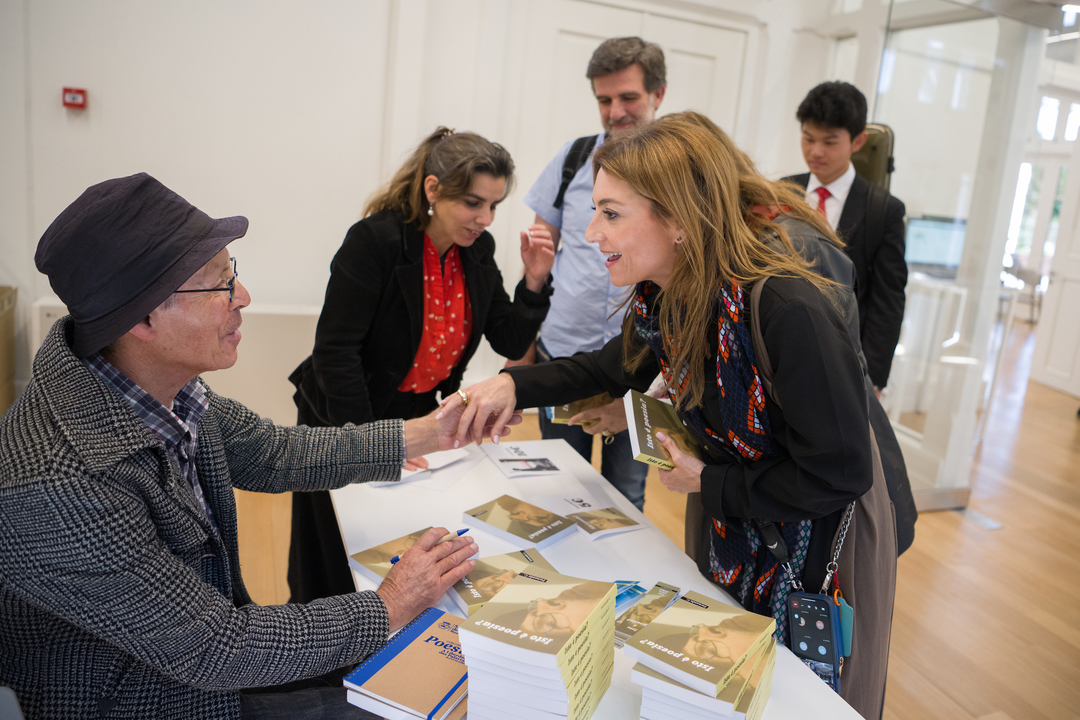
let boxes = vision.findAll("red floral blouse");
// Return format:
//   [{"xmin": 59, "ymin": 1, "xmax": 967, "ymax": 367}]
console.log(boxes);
[{"xmin": 398, "ymin": 235, "xmax": 472, "ymax": 393}]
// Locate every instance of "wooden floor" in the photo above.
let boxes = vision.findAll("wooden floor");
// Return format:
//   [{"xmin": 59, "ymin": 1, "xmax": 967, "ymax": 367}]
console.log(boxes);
[{"xmin": 235, "ymin": 322, "xmax": 1080, "ymax": 720}]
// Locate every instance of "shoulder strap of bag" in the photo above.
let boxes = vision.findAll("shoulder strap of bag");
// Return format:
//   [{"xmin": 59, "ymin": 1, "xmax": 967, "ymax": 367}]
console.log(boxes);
[
  {"xmin": 553, "ymin": 135, "xmax": 598, "ymax": 210},
  {"xmin": 749, "ymin": 278, "xmax": 779, "ymax": 409}
]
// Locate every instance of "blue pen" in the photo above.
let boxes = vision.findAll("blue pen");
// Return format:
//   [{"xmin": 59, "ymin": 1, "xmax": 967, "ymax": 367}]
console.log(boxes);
[{"xmin": 390, "ymin": 528, "xmax": 469, "ymax": 564}]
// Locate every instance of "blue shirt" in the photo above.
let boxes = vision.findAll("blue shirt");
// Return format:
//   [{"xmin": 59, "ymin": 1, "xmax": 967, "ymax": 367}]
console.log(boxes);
[{"xmin": 524, "ymin": 133, "xmax": 631, "ymax": 358}]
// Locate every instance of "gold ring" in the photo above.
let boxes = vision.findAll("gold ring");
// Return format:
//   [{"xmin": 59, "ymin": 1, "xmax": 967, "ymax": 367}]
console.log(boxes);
[{"xmin": 457, "ymin": 389, "xmax": 469, "ymax": 408}]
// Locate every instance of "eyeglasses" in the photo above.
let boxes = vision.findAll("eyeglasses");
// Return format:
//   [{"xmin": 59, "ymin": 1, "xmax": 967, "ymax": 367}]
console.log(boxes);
[{"xmin": 173, "ymin": 257, "xmax": 238, "ymax": 302}]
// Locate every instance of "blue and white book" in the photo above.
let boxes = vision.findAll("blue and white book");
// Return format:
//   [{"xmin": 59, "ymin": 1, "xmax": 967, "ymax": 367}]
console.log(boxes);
[{"xmin": 344, "ymin": 607, "xmax": 468, "ymax": 720}]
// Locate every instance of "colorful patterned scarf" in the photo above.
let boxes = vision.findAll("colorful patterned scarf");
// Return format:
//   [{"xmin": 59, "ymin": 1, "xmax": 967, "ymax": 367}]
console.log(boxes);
[{"xmin": 631, "ymin": 280, "xmax": 812, "ymax": 642}]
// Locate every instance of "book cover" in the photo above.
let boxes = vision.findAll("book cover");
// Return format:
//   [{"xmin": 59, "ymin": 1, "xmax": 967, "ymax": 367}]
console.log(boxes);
[
  {"xmin": 569, "ymin": 506, "xmax": 642, "ymax": 540},
  {"xmin": 621, "ymin": 590, "xmax": 775, "ymax": 698},
  {"xmin": 348, "ymin": 527, "xmax": 432, "ymax": 586},
  {"xmin": 535, "ymin": 489, "xmax": 643, "ymax": 542},
  {"xmin": 481, "ymin": 441, "xmax": 563, "ymax": 476},
  {"xmin": 449, "ymin": 548, "xmax": 557, "ymax": 616},
  {"xmin": 632, "ymin": 636, "xmax": 767, "ymax": 715},
  {"xmin": 547, "ymin": 392, "xmax": 614, "ymax": 426},
  {"xmin": 343, "ymin": 607, "xmax": 468, "ymax": 720},
  {"xmin": 459, "ymin": 567, "xmax": 615, "ymax": 669},
  {"xmin": 614, "ymin": 581, "xmax": 681, "ymax": 646},
  {"xmin": 463, "ymin": 495, "xmax": 576, "ymax": 550},
  {"xmin": 623, "ymin": 389, "xmax": 703, "ymax": 470}
]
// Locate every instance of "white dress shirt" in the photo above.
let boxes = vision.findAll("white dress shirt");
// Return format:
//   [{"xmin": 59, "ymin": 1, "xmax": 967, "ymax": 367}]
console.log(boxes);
[{"xmin": 805, "ymin": 162, "xmax": 856, "ymax": 231}]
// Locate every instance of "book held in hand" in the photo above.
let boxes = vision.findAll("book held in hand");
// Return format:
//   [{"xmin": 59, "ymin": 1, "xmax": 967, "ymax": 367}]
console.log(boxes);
[
  {"xmin": 343, "ymin": 607, "xmax": 468, "ymax": 720},
  {"xmin": 463, "ymin": 495, "xmax": 576, "ymax": 550},
  {"xmin": 623, "ymin": 389, "xmax": 704, "ymax": 470},
  {"xmin": 621, "ymin": 589, "xmax": 775, "ymax": 698},
  {"xmin": 547, "ymin": 392, "xmax": 615, "ymax": 426},
  {"xmin": 449, "ymin": 547, "xmax": 557, "ymax": 616}
]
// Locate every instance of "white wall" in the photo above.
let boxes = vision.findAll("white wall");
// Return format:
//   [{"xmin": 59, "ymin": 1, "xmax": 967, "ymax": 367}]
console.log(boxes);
[{"xmin": 1, "ymin": 0, "xmax": 858, "ymax": 398}]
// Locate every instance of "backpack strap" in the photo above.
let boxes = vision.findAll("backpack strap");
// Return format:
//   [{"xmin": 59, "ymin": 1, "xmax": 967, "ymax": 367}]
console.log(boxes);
[
  {"xmin": 552, "ymin": 135, "xmax": 598, "ymax": 210},
  {"xmin": 749, "ymin": 278, "xmax": 779, "ymax": 409}
]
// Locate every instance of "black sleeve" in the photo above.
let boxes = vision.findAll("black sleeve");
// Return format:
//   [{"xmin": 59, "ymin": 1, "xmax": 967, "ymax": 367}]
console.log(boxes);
[
  {"xmin": 480, "ymin": 252, "xmax": 552, "ymax": 361},
  {"xmin": 861, "ymin": 195, "xmax": 907, "ymax": 388},
  {"xmin": 699, "ymin": 284, "xmax": 873, "ymax": 523},
  {"xmin": 307, "ymin": 222, "xmax": 388, "ymax": 426},
  {"xmin": 502, "ymin": 333, "xmax": 657, "ymax": 409}
]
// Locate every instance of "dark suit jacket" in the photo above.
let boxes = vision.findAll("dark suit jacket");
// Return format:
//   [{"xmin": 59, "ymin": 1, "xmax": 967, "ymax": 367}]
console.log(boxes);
[
  {"xmin": 787, "ymin": 172, "xmax": 907, "ymax": 388},
  {"xmin": 291, "ymin": 209, "xmax": 551, "ymax": 426}
]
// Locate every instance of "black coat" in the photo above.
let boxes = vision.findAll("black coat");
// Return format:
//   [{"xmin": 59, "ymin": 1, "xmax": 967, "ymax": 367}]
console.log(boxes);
[
  {"xmin": 291, "ymin": 209, "xmax": 552, "ymax": 426},
  {"xmin": 504, "ymin": 275, "xmax": 874, "ymax": 587},
  {"xmin": 787, "ymin": 172, "xmax": 907, "ymax": 388}
]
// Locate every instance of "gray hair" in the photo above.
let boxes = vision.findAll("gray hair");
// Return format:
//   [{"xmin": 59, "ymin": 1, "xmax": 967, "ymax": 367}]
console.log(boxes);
[{"xmin": 586, "ymin": 37, "xmax": 666, "ymax": 94}]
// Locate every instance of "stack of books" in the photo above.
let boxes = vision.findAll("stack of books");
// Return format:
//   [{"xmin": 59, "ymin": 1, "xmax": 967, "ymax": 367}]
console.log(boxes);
[
  {"xmin": 622, "ymin": 590, "xmax": 777, "ymax": 720},
  {"xmin": 448, "ymin": 548, "xmax": 557, "ymax": 616},
  {"xmin": 463, "ymin": 494, "xmax": 576, "ymax": 550},
  {"xmin": 633, "ymin": 638, "xmax": 777, "ymax": 720},
  {"xmin": 613, "ymin": 581, "xmax": 680, "ymax": 648},
  {"xmin": 459, "ymin": 568, "xmax": 616, "ymax": 720},
  {"xmin": 343, "ymin": 607, "xmax": 469, "ymax": 720}
]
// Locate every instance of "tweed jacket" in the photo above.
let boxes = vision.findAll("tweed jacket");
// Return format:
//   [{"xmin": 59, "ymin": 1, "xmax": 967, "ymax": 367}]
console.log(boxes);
[{"xmin": 0, "ymin": 319, "xmax": 405, "ymax": 720}]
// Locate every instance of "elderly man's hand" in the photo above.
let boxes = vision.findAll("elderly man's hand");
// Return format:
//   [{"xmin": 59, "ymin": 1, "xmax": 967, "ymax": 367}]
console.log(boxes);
[
  {"xmin": 404, "ymin": 401, "xmax": 522, "ymax": 457},
  {"xmin": 375, "ymin": 527, "xmax": 477, "ymax": 632}
]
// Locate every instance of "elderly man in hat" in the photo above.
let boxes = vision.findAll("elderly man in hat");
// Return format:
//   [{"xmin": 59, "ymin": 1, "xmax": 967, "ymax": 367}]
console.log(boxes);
[{"xmin": 0, "ymin": 173, "xmax": 501, "ymax": 720}]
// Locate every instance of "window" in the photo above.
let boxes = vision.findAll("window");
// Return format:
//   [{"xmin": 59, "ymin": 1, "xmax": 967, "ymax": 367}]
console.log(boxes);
[
  {"xmin": 1065, "ymin": 103, "xmax": 1080, "ymax": 141},
  {"xmin": 1037, "ymin": 96, "xmax": 1061, "ymax": 140}
]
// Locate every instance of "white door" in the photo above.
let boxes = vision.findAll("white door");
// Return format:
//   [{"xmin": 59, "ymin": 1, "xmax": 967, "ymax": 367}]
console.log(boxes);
[
  {"xmin": 503, "ymin": 0, "xmax": 760, "ymax": 268},
  {"xmin": 462, "ymin": 0, "xmax": 762, "ymax": 387},
  {"xmin": 1031, "ymin": 147, "xmax": 1080, "ymax": 397}
]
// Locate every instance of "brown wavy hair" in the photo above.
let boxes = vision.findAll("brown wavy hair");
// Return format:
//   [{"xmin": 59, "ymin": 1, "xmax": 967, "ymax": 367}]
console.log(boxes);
[
  {"xmin": 363, "ymin": 127, "xmax": 515, "ymax": 230},
  {"xmin": 592, "ymin": 111, "xmax": 841, "ymax": 410}
]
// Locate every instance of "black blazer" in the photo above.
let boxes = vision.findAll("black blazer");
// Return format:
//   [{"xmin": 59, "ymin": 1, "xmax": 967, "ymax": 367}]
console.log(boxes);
[
  {"xmin": 291, "ymin": 209, "xmax": 551, "ymax": 426},
  {"xmin": 787, "ymin": 172, "xmax": 907, "ymax": 388}
]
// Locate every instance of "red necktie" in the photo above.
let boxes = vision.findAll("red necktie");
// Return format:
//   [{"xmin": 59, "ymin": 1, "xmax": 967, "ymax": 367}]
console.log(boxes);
[{"xmin": 814, "ymin": 186, "xmax": 831, "ymax": 216}]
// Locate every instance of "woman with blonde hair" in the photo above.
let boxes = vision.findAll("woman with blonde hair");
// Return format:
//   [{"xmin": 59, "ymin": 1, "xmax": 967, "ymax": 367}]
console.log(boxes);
[
  {"xmin": 288, "ymin": 127, "xmax": 554, "ymax": 603},
  {"xmin": 446, "ymin": 112, "xmax": 896, "ymax": 718}
]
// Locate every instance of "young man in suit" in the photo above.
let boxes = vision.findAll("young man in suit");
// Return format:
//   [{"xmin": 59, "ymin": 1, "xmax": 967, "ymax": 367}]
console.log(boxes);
[{"xmin": 788, "ymin": 81, "xmax": 908, "ymax": 393}]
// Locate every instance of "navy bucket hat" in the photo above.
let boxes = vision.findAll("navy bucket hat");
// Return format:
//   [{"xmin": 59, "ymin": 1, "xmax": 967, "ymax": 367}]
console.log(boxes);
[{"xmin": 35, "ymin": 173, "xmax": 249, "ymax": 357}]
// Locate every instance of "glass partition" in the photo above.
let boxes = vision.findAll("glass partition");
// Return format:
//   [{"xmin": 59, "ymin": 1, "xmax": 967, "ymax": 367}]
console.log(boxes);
[{"xmin": 875, "ymin": 1, "xmax": 1048, "ymax": 509}]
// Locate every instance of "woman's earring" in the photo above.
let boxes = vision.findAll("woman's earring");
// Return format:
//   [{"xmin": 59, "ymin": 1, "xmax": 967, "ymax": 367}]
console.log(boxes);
[
  {"xmin": 675, "ymin": 237, "xmax": 683, "ymax": 244},
  {"xmin": 427, "ymin": 204, "xmax": 434, "ymax": 217}
]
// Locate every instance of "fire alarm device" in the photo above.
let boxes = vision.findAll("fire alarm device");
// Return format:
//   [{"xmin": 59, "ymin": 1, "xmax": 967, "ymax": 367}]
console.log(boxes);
[{"xmin": 62, "ymin": 88, "xmax": 87, "ymax": 109}]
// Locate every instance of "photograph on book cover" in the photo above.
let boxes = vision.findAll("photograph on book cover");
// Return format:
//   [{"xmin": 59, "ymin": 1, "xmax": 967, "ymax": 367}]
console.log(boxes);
[
  {"xmin": 349, "ymin": 527, "xmax": 431, "ymax": 583},
  {"xmin": 471, "ymin": 575, "xmax": 613, "ymax": 649},
  {"xmin": 463, "ymin": 495, "xmax": 574, "ymax": 549},
  {"xmin": 481, "ymin": 442, "xmax": 563, "ymax": 477}
]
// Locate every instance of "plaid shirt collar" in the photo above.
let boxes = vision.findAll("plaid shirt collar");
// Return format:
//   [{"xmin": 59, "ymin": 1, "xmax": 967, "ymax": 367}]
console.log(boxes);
[{"xmin": 83, "ymin": 353, "xmax": 209, "ymax": 445}]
